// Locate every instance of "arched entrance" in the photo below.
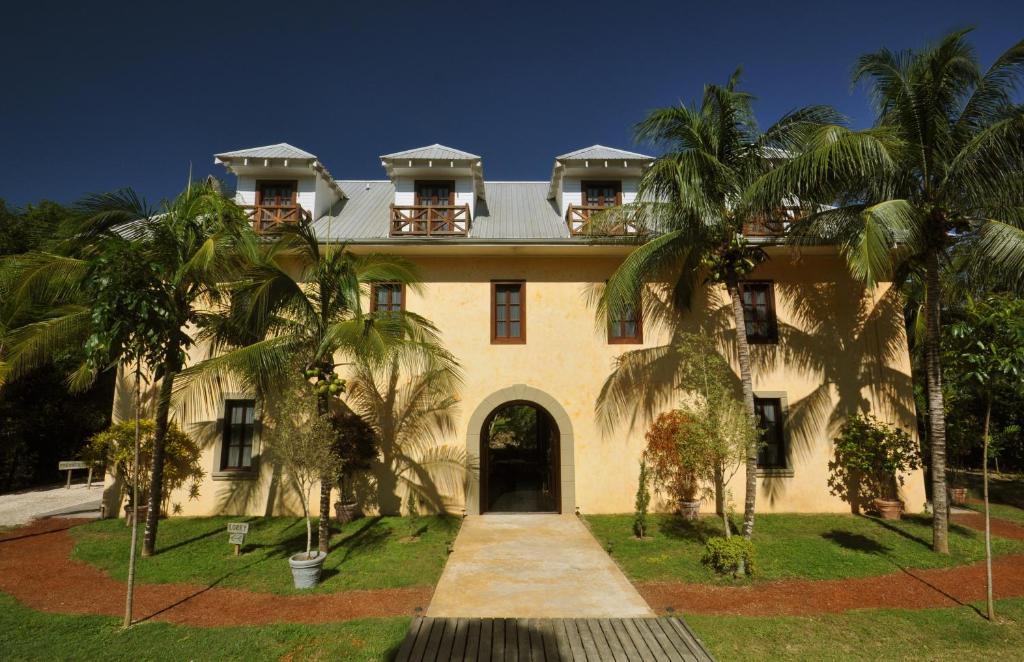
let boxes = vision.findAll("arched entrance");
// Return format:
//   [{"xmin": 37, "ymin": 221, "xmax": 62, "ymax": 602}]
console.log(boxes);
[{"xmin": 481, "ymin": 401, "xmax": 560, "ymax": 513}]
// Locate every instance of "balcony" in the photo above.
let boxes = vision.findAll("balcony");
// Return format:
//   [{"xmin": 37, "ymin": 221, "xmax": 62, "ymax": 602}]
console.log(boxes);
[
  {"xmin": 243, "ymin": 204, "xmax": 312, "ymax": 234},
  {"xmin": 566, "ymin": 205, "xmax": 641, "ymax": 236},
  {"xmin": 742, "ymin": 206, "xmax": 799, "ymax": 237},
  {"xmin": 390, "ymin": 204, "xmax": 471, "ymax": 237}
]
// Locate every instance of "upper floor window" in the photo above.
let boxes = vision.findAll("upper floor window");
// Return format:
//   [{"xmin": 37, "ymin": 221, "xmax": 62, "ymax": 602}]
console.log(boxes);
[
  {"xmin": 253, "ymin": 181, "xmax": 300, "ymax": 232},
  {"xmin": 582, "ymin": 181, "xmax": 622, "ymax": 208},
  {"xmin": 371, "ymin": 282, "xmax": 405, "ymax": 314},
  {"xmin": 491, "ymin": 281, "xmax": 525, "ymax": 344},
  {"xmin": 415, "ymin": 180, "xmax": 455, "ymax": 207},
  {"xmin": 754, "ymin": 396, "xmax": 787, "ymax": 469},
  {"xmin": 221, "ymin": 399, "xmax": 256, "ymax": 471},
  {"xmin": 608, "ymin": 301, "xmax": 642, "ymax": 344},
  {"xmin": 740, "ymin": 281, "xmax": 778, "ymax": 343}
]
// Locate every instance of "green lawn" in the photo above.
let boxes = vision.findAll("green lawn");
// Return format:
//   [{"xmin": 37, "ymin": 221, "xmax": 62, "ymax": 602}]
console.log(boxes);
[
  {"xmin": 585, "ymin": 513, "xmax": 1024, "ymax": 584},
  {"xmin": 71, "ymin": 515, "xmax": 460, "ymax": 594},
  {"xmin": 0, "ymin": 593, "xmax": 406, "ymax": 661},
  {"xmin": 689, "ymin": 598, "xmax": 1024, "ymax": 661}
]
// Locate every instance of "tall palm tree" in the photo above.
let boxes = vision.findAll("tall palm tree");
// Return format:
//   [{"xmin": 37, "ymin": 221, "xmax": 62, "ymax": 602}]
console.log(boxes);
[
  {"xmin": 749, "ymin": 30, "xmax": 1024, "ymax": 553},
  {"xmin": 179, "ymin": 223, "xmax": 456, "ymax": 552},
  {"xmin": 1, "ymin": 183, "xmax": 253, "ymax": 556},
  {"xmin": 600, "ymin": 70, "xmax": 835, "ymax": 538}
]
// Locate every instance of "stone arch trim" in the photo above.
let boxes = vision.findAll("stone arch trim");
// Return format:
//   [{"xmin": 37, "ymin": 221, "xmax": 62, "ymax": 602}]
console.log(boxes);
[{"xmin": 465, "ymin": 384, "xmax": 575, "ymax": 515}]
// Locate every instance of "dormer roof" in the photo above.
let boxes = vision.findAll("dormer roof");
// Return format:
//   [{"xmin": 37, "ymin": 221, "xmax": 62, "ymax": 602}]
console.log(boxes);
[
  {"xmin": 215, "ymin": 142, "xmax": 317, "ymax": 161},
  {"xmin": 555, "ymin": 144, "xmax": 652, "ymax": 161},
  {"xmin": 379, "ymin": 144, "xmax": 481, "ymax": 161}
]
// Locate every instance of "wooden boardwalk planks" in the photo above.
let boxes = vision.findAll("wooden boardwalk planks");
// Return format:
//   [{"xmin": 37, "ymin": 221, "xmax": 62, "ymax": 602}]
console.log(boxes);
[{"xmin": 396, "ymin": 617, "xmax": 715, "ymax": 661}]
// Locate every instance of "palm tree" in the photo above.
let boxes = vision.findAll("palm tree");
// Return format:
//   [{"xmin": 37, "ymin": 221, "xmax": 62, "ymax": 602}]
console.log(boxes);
[
  {"xmin": 1, "ymin": 183, "xmax": 254, "ymax": 557},
  {"xmin": 179, "ymin": 224, "xmax": 456, "ymax": 552},
  {"xmin": 599, "ymin": 70, "xmax": 835, "ymax": 538},
  {"xmin": 749, "ymin": 30, "xmax": 1024, "ymax": 553}
]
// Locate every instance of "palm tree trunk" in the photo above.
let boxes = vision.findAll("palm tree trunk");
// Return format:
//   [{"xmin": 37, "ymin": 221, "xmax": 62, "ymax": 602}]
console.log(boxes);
[
  {"xmin": 728, "ymin": 284, "xmax": 758, "ymax": 539},
  {"xmin": 983, "ymin": 395, "xmax": 994, "ymax": 620},
  {"xmin": 924, "ymin": 252, "xmax": 949, "ymax": 554},
  {"xmin": 142, "ymin": 345, "xmax": 178, "ymax": 557},
  {"xmin": 316, "ymin": 389, "xmax": 332, "ymax": 554}
]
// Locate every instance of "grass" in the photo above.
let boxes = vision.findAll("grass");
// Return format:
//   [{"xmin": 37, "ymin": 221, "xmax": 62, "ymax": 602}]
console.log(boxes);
[
  {"xmin": 0, "ymin": 593, "xmax": 406, "ymax": 661},
  {"xmin": 689, "ymin": 598, "xmax": 1024, "ymax": 661},
  {"xmin": 585, "ymin": 513, "xmax": 1024, "ymax": 584},
  {"xmin": 957, "ymin": 470, "xmax": 1024, "ymax": 525},
  {"xmin": 71, "ymin": 515, "xmax": 460, "ymax": 594}
]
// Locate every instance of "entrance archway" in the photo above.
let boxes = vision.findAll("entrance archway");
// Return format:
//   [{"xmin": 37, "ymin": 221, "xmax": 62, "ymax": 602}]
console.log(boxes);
[
  {"xmin": 481, "ymin": 402, "xmax": 560, "ymax": 513},
  {"xmin": 465, "ymin": 385, "xmax": 575, "ymax": 515}
]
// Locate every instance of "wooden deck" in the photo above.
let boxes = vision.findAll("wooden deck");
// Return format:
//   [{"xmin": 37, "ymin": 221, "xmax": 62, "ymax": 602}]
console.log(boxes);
[{"xmin": 395, "ymin": 616, "xmax": 715, "ymax": 661}]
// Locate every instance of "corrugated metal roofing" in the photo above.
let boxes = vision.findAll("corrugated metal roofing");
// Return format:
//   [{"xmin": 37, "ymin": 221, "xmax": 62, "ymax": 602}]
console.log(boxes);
[
  {"xmin": 216, "ymin": 143, "xmax": 317, "ymax": 160},
  {"xmin": 314, "ymin": 181, "xmax": 570, "ymax": 241},
  {"xmin": 556, "ymin": 145, "xmax": 652, "ymax": 161},
  {"xmin": 379, "ymin": 144, "xmax": 481, "ymax": 161}
]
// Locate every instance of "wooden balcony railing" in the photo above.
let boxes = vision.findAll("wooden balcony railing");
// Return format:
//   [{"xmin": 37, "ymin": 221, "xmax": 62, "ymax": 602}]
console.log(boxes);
[
  {"xmin": 390, "ymin": 204, "xmax": 471, "ymax": 237},
  {"xmin": 742, "ymin": 206, "xmax": 799, "ymax": 237},
  {"xmin": 566, "ymin": 205, "xmax": 641, "ymax": 236},
  {"xmin": 243, "ymin": 204, "xmax": 312, "ymax": 233}
]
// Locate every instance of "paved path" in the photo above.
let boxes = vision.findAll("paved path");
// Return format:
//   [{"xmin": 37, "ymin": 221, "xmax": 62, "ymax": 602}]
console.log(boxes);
[
  {"xmin": 427, "ymin": 514, "xmax": 654, "ymax": 618},
  {"xmin": 0, "ymin": 483, "xmax": 102, "ymax": 527}
]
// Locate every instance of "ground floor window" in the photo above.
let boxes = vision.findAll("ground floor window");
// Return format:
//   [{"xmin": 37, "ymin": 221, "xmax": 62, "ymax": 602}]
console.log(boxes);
[
  {"xmin": 754, "ymin": 396, "xmax": 787, "ymax": 469},
  {"xmin": 221, "ymin": 399, "xmax": 256, "ymax": 471}
]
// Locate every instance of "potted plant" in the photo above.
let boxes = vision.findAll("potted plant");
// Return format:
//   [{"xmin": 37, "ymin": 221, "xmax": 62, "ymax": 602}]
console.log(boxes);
[
  {"xmin": 266, "ymin": 379, "xmax": 342, "ymax": 589},
  {"xmin": 828, "ymin": 414, "xmax": 921, "ymax": 520},
  {"xmin": 82, "ymin": 419, "xmax": 204, "ymax": 525},
  {"xmin": 644, "ymin": 411, "xmax": 704, "ymax": 520},
  {"xmin": 332, "ymin": 410, "xmax": 376, "ymax": 523}
]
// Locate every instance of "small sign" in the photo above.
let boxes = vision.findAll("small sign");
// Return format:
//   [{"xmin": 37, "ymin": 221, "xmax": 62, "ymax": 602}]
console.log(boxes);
[
  {"xmin": 59, "ymin": 461, "xmax": 88, "ymax": 471},
  {"xmin": 228, "ymin": 532, "xmax": 246, "ymax": 545},
  {"xmin": 227, "ymin": 522, "xmax": 249, "ymax": 555},
  {"xmin": 226, "ymin": 522, "xmax": 250, "ymax": 534}
]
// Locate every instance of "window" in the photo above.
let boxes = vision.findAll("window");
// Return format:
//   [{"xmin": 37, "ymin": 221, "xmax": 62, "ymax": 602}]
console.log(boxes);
[
  {"xmin": 754, "ymin": 397, "xmax": 786, "ymax": 469},
  {"xmin": 415, "ymin": 180, "xmax": 455, "ymax": 207},
  {"xmin": 491, "ymin": 281, "xmax": 525, "ymax": 344},
  {"xmin": 740, "ymin": 281, "xmax": 778, "ymax": 343},
  {"xmin": 608, "ymin": 301, "xmax": 642, "ymax": 344},
  {"xmin": 221, "ymin": 400, "xmax": 256, "ymax": 471},
  {"xmin": 582, "ymin": 181, "xmax": 622, "ymax": 207},
  {"xmin": 371, "ymin": 282, "xmax": 404, "ymax": 314}
]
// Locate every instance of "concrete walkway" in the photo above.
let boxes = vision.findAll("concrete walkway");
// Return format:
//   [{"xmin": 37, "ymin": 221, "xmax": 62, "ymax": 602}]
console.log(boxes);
[
  {"xmin": 0, "ymin": 482, "xmax": 102, "ymax": 527},
  {"xmin": 427, "ymin": 514, "xmax": 654, "ymax": 618}
]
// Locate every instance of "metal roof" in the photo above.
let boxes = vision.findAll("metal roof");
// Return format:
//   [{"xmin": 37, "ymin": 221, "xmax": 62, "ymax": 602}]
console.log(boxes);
[
  {"xmin": 313, "ymin": 181, "xmax": 570, "ymax": 241},
  {"xmin": 555, "ymin": 145, "xmax": 652, "ymax": 161},
  {"xmin": 215, "ymin": 143, "xmax": 317, "ymax": 160},
  {"xmin": 379, "ymin": 144, "xmax": 481, "ymax": 161}
]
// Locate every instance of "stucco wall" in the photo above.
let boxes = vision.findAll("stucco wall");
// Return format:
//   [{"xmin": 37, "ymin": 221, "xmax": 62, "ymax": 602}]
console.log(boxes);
[{"xmin": 104, "ymin": 247, "xmax": 926, "ymax": 518}]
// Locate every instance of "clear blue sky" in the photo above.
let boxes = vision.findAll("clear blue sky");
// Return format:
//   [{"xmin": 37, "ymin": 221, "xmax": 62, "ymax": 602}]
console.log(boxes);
[{"xmin": 2, "ymin": 0, "xmax": 1022, "ymax": 207}]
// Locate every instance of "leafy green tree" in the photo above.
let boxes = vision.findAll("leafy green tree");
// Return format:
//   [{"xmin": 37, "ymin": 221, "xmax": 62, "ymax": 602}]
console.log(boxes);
[
  {"xmin": 180, "ymin": 224, "xmax": 454, "ymax": 551},
  {"xmin": 600, "ymin": 71, "xmax": 835, "ymax": 537},
  {"xmin": 750, "ymin": 30, "xmax": 1024, "ymax": 552},
  {"xmin": 945, "ymin": 294, "xmax": 1024, "ymax": 619}
]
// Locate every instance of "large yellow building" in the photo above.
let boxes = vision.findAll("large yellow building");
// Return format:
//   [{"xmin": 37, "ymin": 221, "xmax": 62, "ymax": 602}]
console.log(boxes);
[{"xmin": 105, "ymin": 142, "xmax": 926, "ymax": 518}]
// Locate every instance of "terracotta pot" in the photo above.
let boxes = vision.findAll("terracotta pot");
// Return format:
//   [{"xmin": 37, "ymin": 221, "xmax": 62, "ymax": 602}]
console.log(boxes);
[
  {"xmin": 678, "ymin": 499, "xmax": 701, "ymax": 521},
  {"xmin": 334, "ymin": 501, "xmax": 362, "ymax": 524},
  {"xmin": 123, "ymin": 504, "xmax": 148, "ymax": 527},
  {"xmin": 873, "ymin": 498, "xmax": 903, "ymax": 520},
  {"xmin": 950, "ymin": 487, "xmax": 968, "ymax": 506}
]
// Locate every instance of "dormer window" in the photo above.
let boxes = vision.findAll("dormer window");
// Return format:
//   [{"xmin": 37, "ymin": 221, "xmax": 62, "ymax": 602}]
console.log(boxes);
[
  {"xmin": 415, "ymin": 180, "xmax": 455, "ymax": 207},
  {"xmin": 381, "ymin": 144, "xmax": 483, "ymax": 238},
  {"xmin": 252, "ymin": 181, "xmax": 302, "ymax": 232},
  {"xmin": 583, "ymin": 181, "xmax": 622, "ymax": 208}
]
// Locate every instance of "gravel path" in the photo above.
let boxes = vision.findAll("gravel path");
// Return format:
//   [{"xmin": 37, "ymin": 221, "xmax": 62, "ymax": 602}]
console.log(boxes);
[{"xmin": 0, "ymin": 483, "xmax": 103, "ymax": 527}]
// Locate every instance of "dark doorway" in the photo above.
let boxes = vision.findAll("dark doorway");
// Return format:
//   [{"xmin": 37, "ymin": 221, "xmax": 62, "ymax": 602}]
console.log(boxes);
[{"xmin": 481, "ymin": 402, "xmax": 560, "ymax": 513}]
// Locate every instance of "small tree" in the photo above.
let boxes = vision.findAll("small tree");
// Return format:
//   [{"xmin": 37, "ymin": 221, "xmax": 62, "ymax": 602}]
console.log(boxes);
[
  {"xmin": 633, "ymin": 459, "xmax": 651, "ymax": 538},
  {"xmin": 644, "ymin": 411, "xmax": 702, "ymax": 505},
  {"xmin": 266, "ymin": 379, "xmax": 342, "ymax": 559},
  {"xmin": 828, "ymin": 414, "xmax": 921, "ymax": 510}
]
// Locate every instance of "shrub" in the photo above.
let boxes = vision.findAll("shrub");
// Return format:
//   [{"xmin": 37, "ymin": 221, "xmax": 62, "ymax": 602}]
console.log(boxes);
[
  {"xmin": 701, "ymin": 536, "xmax": 755, "ymax": 577},
  {"xmin": 644, "ymin": 411, "xmax": 702, "ymax": 502},
  {"xmin": 828, "ymin": 414, "xmax": 921, "ymax": 508},
  {"xmin": 633, "ymin": 459, "xmax": 651, "ymax": 538},
  {"xmin": 83, "ymin": 419, "xmax": 203, "ymax": 511}
]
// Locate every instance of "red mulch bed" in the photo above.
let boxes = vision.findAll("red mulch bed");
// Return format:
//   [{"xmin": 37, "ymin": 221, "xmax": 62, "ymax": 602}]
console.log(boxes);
[
  {"xmin": 0, "ymin": 518, "xmax": 431, "ymax": 626},
  {"xmin": 639, "ymin": 513, "xmax": 1024, "ymax": 617}
]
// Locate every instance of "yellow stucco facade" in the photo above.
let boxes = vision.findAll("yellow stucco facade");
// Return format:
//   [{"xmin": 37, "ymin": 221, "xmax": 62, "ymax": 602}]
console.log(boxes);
[{"xmin": 103, "ymin": 243, "xmax": 927, "ymax": 519}]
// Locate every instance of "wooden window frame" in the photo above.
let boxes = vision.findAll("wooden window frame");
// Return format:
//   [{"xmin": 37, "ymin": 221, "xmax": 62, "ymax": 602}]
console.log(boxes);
[
  {"xmin": 581, "ymin": 180, "xmax": 623, "ymax": 207},
  {"xmin": 220, "ymin": 399, "xmax": 257, "ymax": 472},
  {"xmin": 754, "ymin": 395, "xmax": 789, "ymax": 471},
  {"xmin": 414, "ymin": 180, "xmax": 456, "ymax": 206},
  {"xmin": 607, "ymin": 297, "xmax": 643, "ymax": 345},
  {"xmin": 255, "ymin": 180, "xmax": 298, "ymax": 206},
  {"xmin": 490, "ymin": 280, "xmax": 526, "ymax": 345},
  {"xmin": 739, "ymin": 280, "xmax": 779, "ymax": 344},
  {"xmin": 370, "ymin": 282, "xmax": 406, "ymax": 314}
]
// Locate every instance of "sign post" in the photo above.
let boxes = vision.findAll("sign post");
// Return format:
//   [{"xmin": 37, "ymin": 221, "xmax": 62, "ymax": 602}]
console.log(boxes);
[
  {"xmin": 58, "ymin": 461, "xmax": 90, "ymax": 489},
  {"xmin": 227, "ymin": 522, "xmax": 250, "ymax": 556}
]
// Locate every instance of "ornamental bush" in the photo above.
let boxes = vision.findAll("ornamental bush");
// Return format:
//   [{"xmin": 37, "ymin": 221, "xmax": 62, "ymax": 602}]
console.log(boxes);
[
  {"xmin": 701, "ymin": 536, "xmax": 755, "ymax": 577},
  {"xmin": 633, "ymin": 459, "xmax": 651, "ymax": 538},
  {"xmin": 828, "ymin": 413, "xmax": 921, "ymax": 507},
  {"xmin": 643, "ymin": 411, "xmax": 703, "ymax": 502}
]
